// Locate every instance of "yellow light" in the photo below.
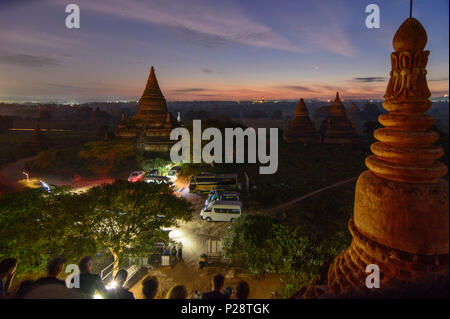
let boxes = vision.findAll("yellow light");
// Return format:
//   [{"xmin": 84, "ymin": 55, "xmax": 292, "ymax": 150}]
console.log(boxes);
[{"xmin": 93, "ymin": 293, "xmax": 103, "ymax": 299}]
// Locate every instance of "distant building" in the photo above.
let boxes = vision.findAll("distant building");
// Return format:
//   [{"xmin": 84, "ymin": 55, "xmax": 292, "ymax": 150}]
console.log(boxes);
[
  {"xmin": 319, "ymin": 92, "xmax": 359, "ymax": 145},
  {"xmin": 116, "ymin": 66, "xmax": 178, "ymax": 152},
  {"xmin": 283, "ymin": 98, "xmax": 320, "ymax": 144}
]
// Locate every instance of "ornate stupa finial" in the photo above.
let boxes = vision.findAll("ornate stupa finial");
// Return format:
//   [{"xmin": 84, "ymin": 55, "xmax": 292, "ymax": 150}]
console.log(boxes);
[
  {"xmin": 367, "ymin": 17, "xmax": 447, "ymax": 183},
  {"xmin": 326, "ymin": 16, "xmax": 449, "ymax": 298}
]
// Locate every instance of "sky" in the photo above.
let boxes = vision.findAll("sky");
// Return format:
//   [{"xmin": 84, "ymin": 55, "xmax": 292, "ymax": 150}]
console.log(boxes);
[{"xmin": 0, "ymin": 0, "xmax": 448, "ymax": 102}]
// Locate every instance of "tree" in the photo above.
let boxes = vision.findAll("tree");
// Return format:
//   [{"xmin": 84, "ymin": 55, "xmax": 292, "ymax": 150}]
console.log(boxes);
[
  {"xmin": 0, "ymin": 186, "xmax": 92, "ymax": 280},
  {"xmin": 222, "ymin": 215, "xmax": 313, "ymax": 277},
  {"xmin": 0, "ymin": 181, "xmax": 192, "ymax": 280},
  {"xmin": 78, "ymin": 140, "xmax": 136, "ymax": 176},
  {"xmin": 74, "ymin": 180, "xmax": 192, "ymax": 274}
]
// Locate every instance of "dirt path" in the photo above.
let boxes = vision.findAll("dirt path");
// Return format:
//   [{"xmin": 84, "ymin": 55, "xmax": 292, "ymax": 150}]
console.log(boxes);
[{"xmin": 264, "ymin": 176, "xmax": 358, "ymax": 214}]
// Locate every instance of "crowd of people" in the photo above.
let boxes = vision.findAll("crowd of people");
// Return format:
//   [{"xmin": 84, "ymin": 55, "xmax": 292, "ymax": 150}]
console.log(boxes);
[{"xmin": 1, "ymin": 257, "xmax": 250, "ymax": 299}]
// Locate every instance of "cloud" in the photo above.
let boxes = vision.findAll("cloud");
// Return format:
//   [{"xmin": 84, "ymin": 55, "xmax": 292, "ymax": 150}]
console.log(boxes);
[
  {"xmin": 428, "ymin": 77, "xmax": 449, "ymax": 82},
  {"xmin": 64, "ymin": 0, "xmax": 303, "ymax": 53},
  {"xmin": 172, "ymin": 88, "xmax": 207, "ymax": 93},
  {"xmin": 201, "ymin": 68, "xmax": 222, "ymax": 74},
  {"xmin": 277, "ymin": 85, "xmax": 316, "ymax": 92},
  {"xmin": 0, "ymin": 51, "xmax": 59, "ymax": 67},
  {"xmin": 354, "ymin": 77, "xmax": 385, "ymax": 83}
]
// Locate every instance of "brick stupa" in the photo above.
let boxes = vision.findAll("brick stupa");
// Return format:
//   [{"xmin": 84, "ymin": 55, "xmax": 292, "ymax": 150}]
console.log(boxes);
[
  {"xmin": 116, "ymin": 66, "xmax": 176, "ymax": 152},
  {"xmin": 283, "ymin": 98, "xmax": 320, "ymax": 144},
  {"xmin": 319, "ymin": 92, "xmax": 359, "ymax": 145},
  {"xmin": 347, "ymin": 102, "xmax": 364, "ymax": 121},
  {"xmin": 327, "ymin": 17, "xmax": 449, "ymax": 297}
]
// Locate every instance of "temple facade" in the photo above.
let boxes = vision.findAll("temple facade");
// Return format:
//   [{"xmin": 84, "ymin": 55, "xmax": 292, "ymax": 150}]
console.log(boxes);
[
  {"xmin": 319, "ymin": 92, "xmax": 359, "ymax": 145},
  {"xmin": 283, "ymin": 98, "xmax": 320, "ymax": 144},
  {"xmin": 116, "ymin": 66, "xmax": 176, "ymax": 152},
  {"xmin": 326, "ymin": 17, "xmax": 449, "ymax": 297}
]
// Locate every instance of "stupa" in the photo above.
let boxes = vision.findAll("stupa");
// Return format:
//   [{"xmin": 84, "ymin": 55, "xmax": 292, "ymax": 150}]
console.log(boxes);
[
  {"xmin": 319, "ymin": 92, "xmax": 359, "ymax": 145},
  {"xmin": 283, "ymin": 98, "xmax": 320, "ymax": 144},
  {"xmin": 327, "ymin": 17, "xmax": 449, "ymax": 297},
  {"xmin": 347, "ymin": 102, "xmax": 364, "ymax": 121},
  {"xmin": 116, "ymin": 66, "xmax": 176, "ymax": 152}
]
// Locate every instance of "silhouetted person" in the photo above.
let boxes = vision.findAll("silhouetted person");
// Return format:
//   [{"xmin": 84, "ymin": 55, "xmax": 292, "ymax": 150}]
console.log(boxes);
[
  {"xmin": 166, "ymin": 285, "xmax": 187, "ymax": 299},
  {"xmin": 78, "ymin": 256, "xmax": 107, "ymax": 299},
  {"xmin": 142, "ymin": 276, "xmax": 158, "ymax": 299},
  {"xmin": 177, "ymin": 246, "xmax": 183, "ymax": 260},
  {"xmin": 108, "ymin": 269, "xmax": 134, "ymax": 299},
  {"xmin": 35, "ymin": 257, "xmax": 66, "ymax": 286},
  {"xmin": 0, "ymin": 258, "xmax": 18, "ymax": 297},
  {"xmin": 170, "ymin": 246, "xmax": 177, "ymax": 257},
  {"xmin": 15, "ymin": 280, "xmax": 35, "ymax": 298},
  {"xmin": 236, "ymin": 281, "xmax": 250, "ymax": 299},
  {"xmin": 201, "ymin": 274, "xmax": 229, "ymax": 299}
]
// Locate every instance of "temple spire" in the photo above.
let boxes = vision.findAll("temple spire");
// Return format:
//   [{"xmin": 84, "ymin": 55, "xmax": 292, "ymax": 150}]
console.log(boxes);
[
  {"xmin": 295, "ymin": 98, "xmax": 308, "ymax": 115},
  {"xmin": 142, "ymin": 66, "xmax": 163, "ymax": 98}
]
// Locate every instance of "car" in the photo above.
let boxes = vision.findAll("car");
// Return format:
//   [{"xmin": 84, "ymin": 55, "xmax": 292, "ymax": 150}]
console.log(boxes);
[
  {"xmin": 204, "ymin": 191, "xmax": 240, "ymax": 207},
  {"xmin": 128, "ymin": 171, "xmax": 145, "ymax": 183},
  {"xmin": 147, "ymin": 169, "xmax": 160, "ymax": 176},
  {"xmin": 144, "ymin": 175, "xmax": 174, "ymax": 187},
  {"xmin": 200, "ymin": 201, "xmax": 243, "ymax": 222},
  {"xmin": 167, "ymin": 166, "xmax": 181, "ymax": 181}
]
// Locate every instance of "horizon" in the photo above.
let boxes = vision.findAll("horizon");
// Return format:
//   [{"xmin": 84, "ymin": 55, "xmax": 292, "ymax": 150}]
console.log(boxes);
[{"xmin": 0, "ymin": 0, "xmax": 448, "ymax": 102}]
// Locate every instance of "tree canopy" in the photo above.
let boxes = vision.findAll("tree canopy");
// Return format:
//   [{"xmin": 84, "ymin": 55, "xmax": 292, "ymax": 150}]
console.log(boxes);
[{"xmin": 0, "ymin": 180, "xmax": 192, "ymax": 280}]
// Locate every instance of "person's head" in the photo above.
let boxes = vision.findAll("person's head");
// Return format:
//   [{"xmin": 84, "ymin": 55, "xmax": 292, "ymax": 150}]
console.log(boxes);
[
  {"xmin": 0, "ymin": 258, "xmax": 18, "ymax": 277},
  {"xmin": 236, "ymin": 281, "xmax": 250, "ymax": 299},
  {"xmin": 79, "ymin": 256, "xmax": 93, "ymax": 274},
  {"xmin": 212, "ymin": 274, "xmax": 224, "ymax": 291},
  {"xmin": 142, "ymin": 276, "xmax": 158, "ymax": 299},
  {"xmin": 114, "ymin": 269, "xmax": 128, "ymax": 288},
  {"xmin": 165, "ymin": 285, "xmax": 187, "ymax": 299},
  {"xmin": 47, "ymin": 257, "xmax": 66, "ymax": 278}
]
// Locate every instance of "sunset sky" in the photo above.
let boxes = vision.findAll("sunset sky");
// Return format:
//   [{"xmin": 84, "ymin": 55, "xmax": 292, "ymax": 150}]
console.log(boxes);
[{"xmin": 0, "ymin": 0, "xmax": 448, "ymax": 102}]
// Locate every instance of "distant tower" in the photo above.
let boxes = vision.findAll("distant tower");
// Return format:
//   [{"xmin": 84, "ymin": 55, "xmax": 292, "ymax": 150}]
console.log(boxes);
[
  {"xmin": 327, "ymin": 17, "xmax": 449, "ymax": 297},
  {"xmin": 283, "ymin": 98, "xmax": 320, "ymax": 144},
  {"xmin": 115, "ymin": 66, "xmax": 178, "ymax": 152},
  {"xmin": 319, "ymin": 92, "xmax": 359, "ymax": 145}
]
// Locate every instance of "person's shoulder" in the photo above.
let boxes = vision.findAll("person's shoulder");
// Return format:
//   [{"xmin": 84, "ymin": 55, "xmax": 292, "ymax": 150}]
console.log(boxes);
[{"xmin": 35, "ymin": 277, "xmax": 65, "ymax": 286}]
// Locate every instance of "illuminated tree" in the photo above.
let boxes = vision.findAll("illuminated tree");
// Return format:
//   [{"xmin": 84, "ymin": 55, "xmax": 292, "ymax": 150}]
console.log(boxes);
[{"xmin": 76, "ymin": 180, "xmax": 192, "ymax": 275}]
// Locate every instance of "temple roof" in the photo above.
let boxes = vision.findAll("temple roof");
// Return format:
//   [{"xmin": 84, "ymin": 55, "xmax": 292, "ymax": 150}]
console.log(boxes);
[
  {"xmin": 294, "ymin": 98, "xmax": 309, "ymax": 116},
  {"xmin": 348, "ymin": 102, "xmax": 361, "ymax": 113},
  {"xmin": 329, "ymin": 92, "xmax": 346, "ymax": 116}
]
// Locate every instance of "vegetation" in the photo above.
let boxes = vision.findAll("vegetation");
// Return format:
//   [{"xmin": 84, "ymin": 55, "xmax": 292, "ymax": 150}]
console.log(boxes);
[
  {"xmin": 222, "ymin": 182, "xmax": 355, "ymax": 298},
  {"xmin": 0, "ymin": 181, "xmax": 192, "ymax": 280},
  {"xmin": 26, "ymin": 140, "xmax": 139, "ymax": 179}
]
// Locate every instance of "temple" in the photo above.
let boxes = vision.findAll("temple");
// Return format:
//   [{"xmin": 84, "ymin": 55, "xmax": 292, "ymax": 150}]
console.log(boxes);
[
  {"xmin": 326, "ymin": 17, "xmax": 449, "ymax": 297},
  {"xmin": 283, "ymin": 98, "xmax": 320, "ymax": 144},
  {"xmin": 347, "ymin": 102, "xmax": 363, "ymax": 122},
  {"xmin": 319, "ymin": 92, "xmax": 359, "ymax": 145},
  {"xmin": 116, "ymin": 66, "xmax": 177, "ymax": 152}
]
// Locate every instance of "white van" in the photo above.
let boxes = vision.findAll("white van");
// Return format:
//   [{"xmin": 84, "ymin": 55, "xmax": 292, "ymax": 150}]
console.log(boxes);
[{"xmin": 200, "ymin": 201, "xmax": 242, "ymax": 222}]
